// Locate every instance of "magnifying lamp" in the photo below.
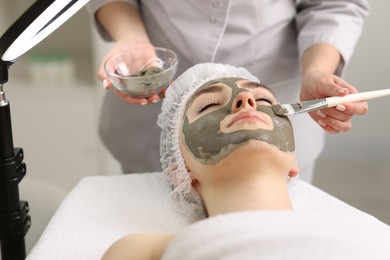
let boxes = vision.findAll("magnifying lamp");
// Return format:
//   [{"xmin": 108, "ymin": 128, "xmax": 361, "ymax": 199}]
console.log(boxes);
[{"xmin": 0, "ymin": 1, "xmax": 89, "ymax": 259}]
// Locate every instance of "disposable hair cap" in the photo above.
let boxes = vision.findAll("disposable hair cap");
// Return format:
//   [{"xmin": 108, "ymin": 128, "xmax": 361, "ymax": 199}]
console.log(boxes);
[{"xmin": 157, "ymin": 63, "xmax": 260, "ymax": 222}]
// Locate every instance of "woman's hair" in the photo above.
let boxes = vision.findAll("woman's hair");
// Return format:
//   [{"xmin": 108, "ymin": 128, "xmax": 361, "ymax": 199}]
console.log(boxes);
[{"xmin": 157, "ymin": 63, "xmax": 260, "ymax": 221}]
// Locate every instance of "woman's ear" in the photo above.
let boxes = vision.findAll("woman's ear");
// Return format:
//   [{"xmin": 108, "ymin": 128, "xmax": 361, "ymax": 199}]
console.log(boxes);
[
  {"xmin": 288, "ymin": 166, "xmax": 299, "ymax": 178},
  {"xmin": 187, "ymin": 167, "xmax": 199, "ymax": 184}
]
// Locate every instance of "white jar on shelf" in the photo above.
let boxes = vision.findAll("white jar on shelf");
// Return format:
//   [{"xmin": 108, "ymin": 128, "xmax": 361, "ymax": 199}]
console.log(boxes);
[{"xmin": 29, "ymin": 52, "xmax": 76, "ymax": 86}]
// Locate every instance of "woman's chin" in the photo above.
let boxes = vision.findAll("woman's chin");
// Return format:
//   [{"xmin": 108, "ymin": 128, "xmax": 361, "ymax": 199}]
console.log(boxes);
[{"xmin": 219, "ymin": 140, "xmax": 295, "ymax": 167}]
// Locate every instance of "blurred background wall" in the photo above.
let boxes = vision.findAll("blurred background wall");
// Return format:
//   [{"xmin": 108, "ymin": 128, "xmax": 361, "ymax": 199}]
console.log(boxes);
[{"xmin": 0, "ymin": 0, "xmax": 389, "ymax": 254}]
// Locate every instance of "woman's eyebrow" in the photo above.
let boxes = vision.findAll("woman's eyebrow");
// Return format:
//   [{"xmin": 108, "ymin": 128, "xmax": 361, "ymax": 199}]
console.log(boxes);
[
  {"xmin": 241, "ymin": 81, "xmax": 262, "ymax": 89},
  {"xmin": 188, "ymin": 84, "xmax": 224, "ymax": 105},
  {"xmin": 241, "ymin": 81, "xmax": 275, "ymax": 96}
]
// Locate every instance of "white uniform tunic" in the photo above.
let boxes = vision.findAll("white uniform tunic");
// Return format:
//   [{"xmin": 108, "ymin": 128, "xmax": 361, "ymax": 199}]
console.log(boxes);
[{"xmin": 87, "ymin": 0, "xmax": 369, "ymax": 181}]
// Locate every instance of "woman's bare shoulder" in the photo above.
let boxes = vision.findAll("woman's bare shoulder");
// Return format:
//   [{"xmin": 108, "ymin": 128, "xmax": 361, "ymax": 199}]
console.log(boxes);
[{"xmin": 102, "ymin": 232, "xmax": 176, "ymax": 260}]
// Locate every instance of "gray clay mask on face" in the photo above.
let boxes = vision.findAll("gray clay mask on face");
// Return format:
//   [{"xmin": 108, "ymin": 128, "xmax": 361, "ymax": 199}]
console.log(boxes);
[{"xmin": 181, "ymin": 77, "xmax": 295, "ymax": 165}]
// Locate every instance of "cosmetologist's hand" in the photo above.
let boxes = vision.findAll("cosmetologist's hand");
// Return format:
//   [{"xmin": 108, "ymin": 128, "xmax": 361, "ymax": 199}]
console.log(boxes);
[
  {"xmin": 300, "ymin": 69, "xmax": 368, "ymax": 134},
  {"xmin": 97, "ymin": 39, "xmax": 164, "ymax": 105}
]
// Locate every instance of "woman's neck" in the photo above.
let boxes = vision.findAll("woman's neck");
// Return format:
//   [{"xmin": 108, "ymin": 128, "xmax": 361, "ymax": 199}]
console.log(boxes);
[{"xmin": 202, "ymin": 169, "xmax": 293, "ymax": 217}]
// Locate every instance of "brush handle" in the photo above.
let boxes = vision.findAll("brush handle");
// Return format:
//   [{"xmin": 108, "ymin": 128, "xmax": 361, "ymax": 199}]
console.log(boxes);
[{"xmin": 325, "ymin": 89, "xmax": 390, "ymax": 108}]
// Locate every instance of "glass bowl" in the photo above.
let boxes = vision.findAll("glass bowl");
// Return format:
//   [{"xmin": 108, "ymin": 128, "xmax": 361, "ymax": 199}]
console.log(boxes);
[{"xmin": 104, "ymin": 47, "xmax": 178, "ymax": 97}]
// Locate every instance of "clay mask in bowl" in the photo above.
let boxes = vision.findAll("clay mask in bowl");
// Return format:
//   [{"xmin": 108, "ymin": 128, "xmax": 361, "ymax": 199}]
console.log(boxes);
[{"xmin": 104, "ymin": 47, "xmax": 178, "ymax": 97}]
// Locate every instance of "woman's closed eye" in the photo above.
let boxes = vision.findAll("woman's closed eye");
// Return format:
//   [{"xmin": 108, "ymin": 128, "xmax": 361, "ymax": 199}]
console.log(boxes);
[
  {"xmin": 198, "ymin": 101, "xmax": 221, "ymax": 113},
  {"xmin": 255, "ymin": 95, "xmax": 274, "ymax": 105}
]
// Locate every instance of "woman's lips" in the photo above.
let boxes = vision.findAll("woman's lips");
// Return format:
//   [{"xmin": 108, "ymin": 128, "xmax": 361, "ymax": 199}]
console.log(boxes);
[{"xmin": 227, "ymin": 111, "xmax": 269, "ymax": 128}]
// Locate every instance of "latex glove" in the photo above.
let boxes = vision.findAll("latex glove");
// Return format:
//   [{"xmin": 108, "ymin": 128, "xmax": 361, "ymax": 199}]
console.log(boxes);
[
  {"xmin": 300, "ymin": 69, "xmax": 368, "ymax": 134},
  {"xmin": 97, "ymin": 40, "xmax": 165, "ymax": 105}
]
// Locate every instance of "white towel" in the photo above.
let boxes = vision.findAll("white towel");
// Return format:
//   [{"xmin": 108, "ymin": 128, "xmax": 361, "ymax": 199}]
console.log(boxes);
[
  {"xmin": 27, "ymin": 173, "xmax": 189, "ymax": 260},
  {"xmin": 162, "ymin": 210, "xmax": 390, "ymax": 260},
  {"xmin": 27, "ymin": 174, "xmax": 390, "ymax": 259}
]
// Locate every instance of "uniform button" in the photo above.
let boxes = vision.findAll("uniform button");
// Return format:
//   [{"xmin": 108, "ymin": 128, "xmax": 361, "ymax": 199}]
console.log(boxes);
[
  {"xmin": 209, "ymin": 16, "xmax": 217, "ymax": 24},
  {"xmin": 211, "ymin": 0, "xmax": 220, "ymax": 7}
]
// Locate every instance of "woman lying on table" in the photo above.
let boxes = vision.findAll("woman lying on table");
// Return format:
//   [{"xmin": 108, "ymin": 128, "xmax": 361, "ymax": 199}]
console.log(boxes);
[
  {"xmin": 102, "ymin": 62, "xmax": 299, "ymax": 259},
  {"xmin": 102, "ymin": 63, "xmax": 390, "ymax": 260}
]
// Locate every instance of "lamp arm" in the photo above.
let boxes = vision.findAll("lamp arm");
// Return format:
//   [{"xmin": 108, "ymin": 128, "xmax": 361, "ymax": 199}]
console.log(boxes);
[
  {"xmin": 0, "ymin": 1, "xmax": 91, "ymax": 259},
  {"xmin": 0, "ymin": 0, "xmax": 55, "ymax": 61}
]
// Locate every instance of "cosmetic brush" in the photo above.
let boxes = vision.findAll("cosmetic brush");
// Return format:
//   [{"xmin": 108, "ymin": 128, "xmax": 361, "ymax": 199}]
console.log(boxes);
[{"xmin": 272, "ymin": 88, "xmax": 390, "ymax": 116}]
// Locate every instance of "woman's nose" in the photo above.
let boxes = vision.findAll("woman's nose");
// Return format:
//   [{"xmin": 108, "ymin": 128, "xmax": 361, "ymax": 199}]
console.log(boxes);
[{"xmin": 232, "ymin": 91, "xmax": 257, "ymax": 112}]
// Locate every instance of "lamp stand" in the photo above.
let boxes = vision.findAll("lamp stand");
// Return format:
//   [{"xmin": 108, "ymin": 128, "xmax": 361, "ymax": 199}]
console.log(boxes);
[{"xmin": 0, "ymin": 61, "xmax": 30, "ymax": 260}]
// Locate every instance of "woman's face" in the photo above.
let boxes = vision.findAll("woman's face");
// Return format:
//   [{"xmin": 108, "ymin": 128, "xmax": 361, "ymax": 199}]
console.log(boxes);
[{"xmin": 180, "ymin": 77, "xmax": 295, "ymax": 165}]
